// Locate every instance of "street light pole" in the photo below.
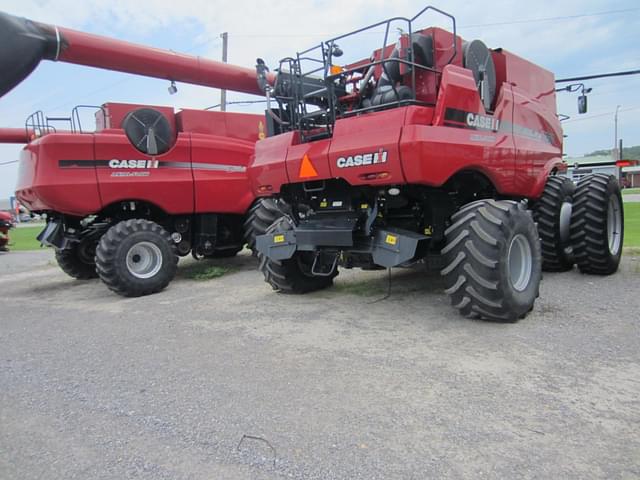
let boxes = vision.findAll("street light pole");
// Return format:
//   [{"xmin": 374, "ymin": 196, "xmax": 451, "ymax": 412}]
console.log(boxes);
[
  {"xmin": 220, "ymin": 32, "xmax": 228, "ymax": 112},
  {"xmin": 614, "ymin": 105, "xmax": 621, "ymax": 160}
]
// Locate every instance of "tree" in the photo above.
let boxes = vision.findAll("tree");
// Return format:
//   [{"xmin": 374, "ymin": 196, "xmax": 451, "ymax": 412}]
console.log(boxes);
[{"xmin": 585, "ymin": 145, "xmax": 640, "ymax": 160}]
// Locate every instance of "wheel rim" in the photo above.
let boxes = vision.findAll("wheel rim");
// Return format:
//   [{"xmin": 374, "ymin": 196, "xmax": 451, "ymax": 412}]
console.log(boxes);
[
  {"xmin": 126, "ymin": 241, "xmax": 163, "ymax": 279},
  {"xmin": 508, "ymin": 234, "xmax": 533, "ymax": 292},
  {"xmin": 559, "ymin": 201, "xmax": 573, "ymax": 245},
  {"xmin": 607, "ymin": 194, "xmax": 622, "ymax": 255}
]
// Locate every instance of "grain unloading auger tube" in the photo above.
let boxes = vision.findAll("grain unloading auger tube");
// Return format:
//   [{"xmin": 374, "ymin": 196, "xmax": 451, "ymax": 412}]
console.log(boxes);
[
  {"xmin": 0, "ymin": 128, "xmax": 31, "ymax": 143},
  {"xmin": 0, "ymin": 11, "xmax": 275, "ymax": 98}
]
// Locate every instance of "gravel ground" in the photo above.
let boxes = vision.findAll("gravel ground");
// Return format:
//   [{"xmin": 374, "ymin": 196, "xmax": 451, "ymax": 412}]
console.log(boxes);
[{"xmin": 1, "ymin": 249, "xmax": 639, "ymax": 479}]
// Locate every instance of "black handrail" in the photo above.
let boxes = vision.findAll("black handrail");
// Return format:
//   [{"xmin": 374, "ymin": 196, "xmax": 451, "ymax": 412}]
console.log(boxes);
[{"xmin": 269, "ymin": 5, "xmax": 457, "ymax": 141}]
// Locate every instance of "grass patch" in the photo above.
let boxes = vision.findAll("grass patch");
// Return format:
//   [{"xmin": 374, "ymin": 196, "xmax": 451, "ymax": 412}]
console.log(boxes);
[
  {"xmin": 624, "ymin": 202, "xmax": 640, "ymax": 247},
  {"xmin": 622, "ymin": 188, "xmax": 640, "ymax": 195},
  {"xmin": 180, "ymin": 261, "xmax": 232, "ymax": 281},
  {"xmin": 7, "ymin": 225, "xmax": 45, "ymax": 251}
]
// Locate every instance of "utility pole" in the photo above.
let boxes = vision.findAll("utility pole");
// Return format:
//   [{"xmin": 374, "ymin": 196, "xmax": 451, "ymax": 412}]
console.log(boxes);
[
  {"xmin": 614, "ymin": 104, "xmax": 621, "ymax": 160},
  {"xmin": 220, "ymin": 32, "xmax": 228, "ymax": 112}
]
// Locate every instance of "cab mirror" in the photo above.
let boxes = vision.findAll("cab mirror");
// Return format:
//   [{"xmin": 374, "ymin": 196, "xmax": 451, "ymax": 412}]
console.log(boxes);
[{"xmin": 578, "ymin": 95, "xmax": 588, "ymax": 114}]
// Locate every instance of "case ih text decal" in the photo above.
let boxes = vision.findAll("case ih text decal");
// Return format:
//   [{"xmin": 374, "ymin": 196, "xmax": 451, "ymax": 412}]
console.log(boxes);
[
  {"xmin": 109, "ymin": 159, "xmax": 159, "ymax": 169},
  {"xmin": 444, "ymin": 108, "xmax": 556, "ymax": 145},
  {"xmin": 464, "ymin": 112, "xmax": 500, "ymax": 131},
  {"xmin": 336, "ymin": 149, "xmax": 388, "ymax": 168},
  {"xmin": 58, "ymin": 159, "xmax": 246, "ymax": 173}
]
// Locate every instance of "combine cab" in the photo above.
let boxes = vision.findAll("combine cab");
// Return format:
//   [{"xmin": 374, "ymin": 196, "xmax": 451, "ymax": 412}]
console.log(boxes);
[{"xmin": 251, "ymin": 6, "xmax": 624, "ymax": 321}]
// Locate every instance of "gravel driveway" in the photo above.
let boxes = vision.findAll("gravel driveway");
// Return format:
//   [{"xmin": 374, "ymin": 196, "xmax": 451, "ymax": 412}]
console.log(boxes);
[{"xmin": 1, "ymin": 250, "xmax": 639, "ymax": 479}]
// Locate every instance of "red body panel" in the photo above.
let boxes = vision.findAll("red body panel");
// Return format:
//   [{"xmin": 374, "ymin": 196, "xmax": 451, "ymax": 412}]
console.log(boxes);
[
  {"xmin": 250, "ymin": 42, "xmax": 563, "ymax": 201},
  {"xmin": 16, "ymin": 134, "xmax": 102, "ymax": 216},
  {"xmin": 286, "ymin": 138, "xmax": 333, "ymax": 184},
  {"xmin": 250, "ymin": 132, "xmax": 296, "ymax": 194},
  {"xmin": 403, "ymin": 65, "xmax": 517, "ymax": 194},
  {"xmin": 177, "ymin": 109, "xmax": 264, "ymax": 143},
  {"xmin": 328, "ymin": 108, "xmax": 407, "ymax": 185},
  {"xmin": 15, "ymin": 104, "xmax": 263, "ymax": 217},
  {"xmin": 190, "ymin": 133, "xmax": 255, "ymax": 214},
  {"xmin": 94, "ymin": 133, "xmax": 194, "ymax": 214}
]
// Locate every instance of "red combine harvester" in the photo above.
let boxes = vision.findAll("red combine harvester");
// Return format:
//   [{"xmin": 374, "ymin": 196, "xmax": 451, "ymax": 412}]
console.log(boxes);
[
  {"xmin": 0, "ymin": 12, "xmax": 284, "ymax": 296},
  {"xmin": 251, "ymin": 6, "xmax": 624, "ymax": 321}
]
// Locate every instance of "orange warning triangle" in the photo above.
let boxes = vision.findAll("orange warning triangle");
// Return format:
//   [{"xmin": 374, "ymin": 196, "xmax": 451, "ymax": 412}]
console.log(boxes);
[{"xmin": 299, "ymin": 153, "xmax": 318, "ymax": 178}]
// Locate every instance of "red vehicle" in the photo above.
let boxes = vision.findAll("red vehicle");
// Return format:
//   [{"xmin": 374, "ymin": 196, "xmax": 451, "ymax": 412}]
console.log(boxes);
[
  {"xmin": 0, "ymin": 11, "xmax": 283, "ymax": 296},
  {"xmin": 0, "ymin": 210, "xmax": 13, "ymax": 251},
  {"xmin": 250, "ymin": 6, "xmax": 624, "ymax": 321}
]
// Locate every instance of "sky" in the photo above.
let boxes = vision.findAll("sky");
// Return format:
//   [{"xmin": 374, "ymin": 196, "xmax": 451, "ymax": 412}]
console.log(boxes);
[{"xmin": 0, "ymin": 0, "xmax": 639, "ymax": 199}]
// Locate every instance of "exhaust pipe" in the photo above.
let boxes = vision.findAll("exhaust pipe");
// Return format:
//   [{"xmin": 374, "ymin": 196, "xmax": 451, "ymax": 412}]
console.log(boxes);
[{"xmin": 0, "ymin": 11, "xmax": 274, "ymax": 98}]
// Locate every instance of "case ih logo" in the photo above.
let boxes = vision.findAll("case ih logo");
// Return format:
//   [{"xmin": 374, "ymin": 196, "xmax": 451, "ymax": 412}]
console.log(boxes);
[
  {"xmin": 465, "ymin": 113, "xmax": 500, "ymax": 131},
  {"xmin": 109, "ymin": 159, "xmax": 159, "ymax": 169},
  {"xmin": 336, "ymin": 149, "xmax": 388, "ymax": 168}
]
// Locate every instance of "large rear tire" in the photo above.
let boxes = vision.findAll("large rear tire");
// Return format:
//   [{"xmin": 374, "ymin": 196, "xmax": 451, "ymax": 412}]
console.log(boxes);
[
  {"xmin": 96, "ymin": 219, "xmax": 178, "ymax": 297},
  {"xmin": 258, "ymin": 217, "xmax": 338, "ymax": 293},
  {"xmin": 570, "ymin": 174, "xmax": 624, "ymax": 275},
  {"xmin": 55, "ymin": 239, "xmax": 99, "ymax": 279},
  {"xmin": 532, "ymin": 176, "xmax": 575, "ymax": 271},
  {"xmin": 243, "ymin": 198, "xmax": 286, "ymax": 254},
  {"xmin": 441, "ymin": 200, "xmax": 542, "ymax": 322}
]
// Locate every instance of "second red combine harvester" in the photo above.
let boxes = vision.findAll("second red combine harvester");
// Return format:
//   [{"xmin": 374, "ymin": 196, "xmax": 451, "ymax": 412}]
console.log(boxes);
[
  {"xmin": 0, "ymin": 11, "xmax": 284, "ymax": 297},
  {"xmin": 251, "ymin": 6, "xmax": 624, "ymax": 321}
]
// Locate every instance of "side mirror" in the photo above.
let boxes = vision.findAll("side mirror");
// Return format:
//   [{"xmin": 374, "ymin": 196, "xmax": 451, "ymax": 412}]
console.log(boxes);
[
  {"xmin": 578, "ymin": 95, "xmax": 588, "ymax": 114},
  {"xmin": 255, "ymin": 58, "xmax": 270, "ymax": 93}
]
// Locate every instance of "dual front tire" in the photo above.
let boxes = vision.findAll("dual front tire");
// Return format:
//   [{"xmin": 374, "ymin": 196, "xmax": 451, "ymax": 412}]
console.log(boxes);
[
  {"xmin": 532, "ymin": 176, "xmax": 575, "ymax": 271},
  {"xmin": 532, "ymin": 173, "xmax": 623, "ymax": 275},
  {"xmin": 570, "ymin": 174, "xmax": 624, "ymax": 275}
]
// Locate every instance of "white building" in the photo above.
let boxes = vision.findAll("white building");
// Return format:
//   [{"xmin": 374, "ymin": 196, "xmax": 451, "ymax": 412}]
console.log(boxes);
[
  {"xmin": 563, "ymin": 155, "xmax": 619, "ymax": 183},
  {"xmin": 621, "ymin": 165, "xmax": 640, "ymax": 187}
]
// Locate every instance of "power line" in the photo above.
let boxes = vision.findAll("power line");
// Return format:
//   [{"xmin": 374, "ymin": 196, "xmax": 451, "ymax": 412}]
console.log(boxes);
[
  {"xmin": 205, "ymin": 99, "xmax": 267, "ymax": 110},
  {"xmin": 563, "ymin": 106, "xmax": 640, "ymax": 123},
  {"xmin": 228, "ymin": 7, "xmax": 639, "ymax": 37},
  {"xmin": 0, "ymin": 160, "xmax": 18, "ymax": 166},
  {"xmin": 557, "ymin": 69, "xmax": 640, "ymax": 83},
  {"xmin": 460, "ymin": 8, "xmax": 639, "ymax": 28}
]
